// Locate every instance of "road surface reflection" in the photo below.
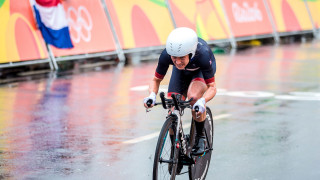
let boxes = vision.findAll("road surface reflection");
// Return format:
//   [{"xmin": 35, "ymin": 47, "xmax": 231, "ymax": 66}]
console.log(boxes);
[{"xmin": 0, "ymin": 40, "xmax": 320, "ymax": 179}]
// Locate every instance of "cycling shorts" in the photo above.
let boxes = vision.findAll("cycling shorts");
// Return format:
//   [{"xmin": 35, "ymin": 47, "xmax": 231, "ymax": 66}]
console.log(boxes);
[{"xmin": 167, "ymin": 66, "xmax": 205, "ymax": 99}]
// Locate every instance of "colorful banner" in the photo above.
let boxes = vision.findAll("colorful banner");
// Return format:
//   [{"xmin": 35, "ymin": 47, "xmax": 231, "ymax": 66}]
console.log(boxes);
[
  {"xmin": 51, "ymin": 0, "xmax": 116, "ymax": 56},
  {"xmin": 105, "ymin": 0, "xmax": 174, "ymax": 49},
  {"xmin": 222, "ymin": 0, "xmax": 273, "ymax": 37},
  {"xmin": 305, "ymin": 0, "xmax": 320, "ymax": 29},
  {"xmin": 0, "ymin": 0, "xmax": 48, "ymax": 63},
  {"xmin": 267, "ymin": 0, "xmax": 313, "ymax": 32},
  {"xmin": 169, "ymin": 0, "xmax": 231, "ymax": 40},
  {"xmin": 1, "ymin": 0, "xmax": 318, "ymax": 65}
]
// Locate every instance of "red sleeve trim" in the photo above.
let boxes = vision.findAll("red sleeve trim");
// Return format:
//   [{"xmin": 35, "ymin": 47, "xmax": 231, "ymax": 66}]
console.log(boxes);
[
  {"xmin": 191, "ymin": 78, "xmax": 206, "ymax": 84},
  {"xmin": 204, "ymin": 77, "xmax": 215, "ymax": 84},
  {"xmin": 155, "ymin": 71, "xmax": 165, "ymax": 79}
]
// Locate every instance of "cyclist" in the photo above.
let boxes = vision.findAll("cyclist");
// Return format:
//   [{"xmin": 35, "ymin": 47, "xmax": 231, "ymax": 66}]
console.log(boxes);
[{"xmin": 143, "ymin": 27, "xmax": 217, "ymax": 156}]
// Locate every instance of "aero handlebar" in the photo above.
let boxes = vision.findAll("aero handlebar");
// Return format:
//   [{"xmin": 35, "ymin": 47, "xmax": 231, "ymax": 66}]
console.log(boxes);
[{"xmin": 154, "ymin": 92, "xmax": 199, "ymax": 112}]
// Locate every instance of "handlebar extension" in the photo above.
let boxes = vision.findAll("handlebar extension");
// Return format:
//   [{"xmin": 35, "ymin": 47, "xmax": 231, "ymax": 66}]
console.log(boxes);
[
  {"xmin": 153, "ymin": 92, "xmax": 197, "ymax": 112},
  {"xmin": 146, "ymin": 99, "xmax": 153, "ymax": 107}
]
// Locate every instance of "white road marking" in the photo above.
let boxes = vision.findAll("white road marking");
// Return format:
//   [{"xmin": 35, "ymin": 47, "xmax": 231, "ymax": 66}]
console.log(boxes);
[
  {"xmin": 275, "ymin": 95, "xmax": 320, "ymax": 101},
  {"xmin": 226, "ymin": 91, "xmax": 275, "ymax": 98},
  {"xmin": 130, "ymin": 85, "xmax": 320, "ymax": 101},
  {"xmin": 130, "ymin": 85, "xmax": 148, "ymax": 91},
  {"xmin": 122, "ymin": 114, "xmax": 231, "ymax": 144}
]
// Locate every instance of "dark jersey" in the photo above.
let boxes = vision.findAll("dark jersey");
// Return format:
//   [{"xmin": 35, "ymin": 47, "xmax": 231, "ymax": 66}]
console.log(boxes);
[{"xmin": 155, "ymin": 38, "xmax": 216, "ymax": 84}]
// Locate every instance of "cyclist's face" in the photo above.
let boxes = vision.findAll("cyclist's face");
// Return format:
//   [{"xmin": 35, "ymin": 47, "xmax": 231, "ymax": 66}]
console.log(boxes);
[{"xmin": 171, "ymin": 55, "xmax": 189, "ymax": 70}]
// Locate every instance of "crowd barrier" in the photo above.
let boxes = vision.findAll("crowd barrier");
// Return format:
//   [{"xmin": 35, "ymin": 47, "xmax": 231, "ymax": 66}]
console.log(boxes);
[{"xmin": 0, "ymin": 0, "xmax": 319, "ymax": 69}]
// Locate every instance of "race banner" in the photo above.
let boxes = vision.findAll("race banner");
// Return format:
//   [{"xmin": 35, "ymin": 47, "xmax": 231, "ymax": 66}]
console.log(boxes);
[
  {"xmin": 168, "ymin": 0, "xmax": 231, "ymax": 41},
  {"xmin": 51, "ymin": 0, "xmax": 117, "ymax": 56},
  {"xmin": 221, "ymin": 0, "xmax": 273, "ymax": 37},
  {"xmin": 0, "ymin": 0, "xmax": 48, "ymax": 63},
  {"xmin": 305, "ymin": 0, "xmax": 320, "ymax": 29},
  {"xmin": 105, "ymin": 0, "xmax": 174, "ymax": 49},
  {"xmin": 266, "ymin": 0, "xmax": 313, "ymax": 32}
]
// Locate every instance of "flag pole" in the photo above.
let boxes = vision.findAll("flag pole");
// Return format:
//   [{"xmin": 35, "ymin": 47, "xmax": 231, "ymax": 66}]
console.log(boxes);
[{"xmin": 46, "ymin": 44, "xmax": 59, "ymax": 70}]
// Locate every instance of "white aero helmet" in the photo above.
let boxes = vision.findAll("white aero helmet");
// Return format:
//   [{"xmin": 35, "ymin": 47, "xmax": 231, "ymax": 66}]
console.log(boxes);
[{"xmin": 166, "ymin": 27, "xmax": 198, "ymax": 59}]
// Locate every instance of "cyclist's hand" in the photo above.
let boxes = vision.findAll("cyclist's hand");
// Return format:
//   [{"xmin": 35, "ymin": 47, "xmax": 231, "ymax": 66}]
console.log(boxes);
[
  {"xmin": 193, "ymin": 97, "xmax": 206, "ymax": 113},
  {"xmin": 144, "ymin": 92, "xmax": 156, "ymax": 108}
]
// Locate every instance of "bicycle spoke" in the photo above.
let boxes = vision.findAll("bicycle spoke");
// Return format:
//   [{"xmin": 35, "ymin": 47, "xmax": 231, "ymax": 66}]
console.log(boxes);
[{"xmin": 153, "ymin": 117, "xmax": 177, "ymax": 180}]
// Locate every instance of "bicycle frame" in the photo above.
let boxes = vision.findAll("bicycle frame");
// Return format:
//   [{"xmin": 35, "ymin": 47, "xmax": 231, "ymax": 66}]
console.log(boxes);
[
  {"xmin": 164, "ymin": 99, "xmax": 197, "ymax": 166},
  {"xmin": 153, "ymin": 92, "xmax": 214, "ymax": 179},
  {"xmin": 161, "ymin": 92, "xmax": 213, "ymax": 163},
  {"xmin": 169, "ymin": 110, "xmax": 188, "ymax": 155}
]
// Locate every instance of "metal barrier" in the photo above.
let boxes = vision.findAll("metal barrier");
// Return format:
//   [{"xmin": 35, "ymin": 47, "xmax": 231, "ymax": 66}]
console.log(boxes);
[{"xmin": 0, "ymin": 0, "xmax": 319, "ymax": 70}]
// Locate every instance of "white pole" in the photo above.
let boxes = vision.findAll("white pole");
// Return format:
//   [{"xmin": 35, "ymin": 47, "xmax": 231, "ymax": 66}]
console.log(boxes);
[
  {"xmin": 218, "ymin": 0, "xmax": 237, "ymax": 49},
  {"xmin": 263, "ymin": 0, "xmax": 280, "ymax": 43},
  {"xmin": 46, "ymin": 44, "xmax": 59, "ymax": 70},
  {"xmin": 304, "ymin": 0, "xmax": 318, "ymax": 38},
  {"xmin": 100, "ymin": 0, "xmax": 126, "ymax": 62}
]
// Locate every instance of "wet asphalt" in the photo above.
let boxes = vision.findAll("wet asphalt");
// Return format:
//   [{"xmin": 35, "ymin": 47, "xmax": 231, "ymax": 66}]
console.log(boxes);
[{"xmin": 0, "ymin": 40, "xmax": 320, "ymax": 180}]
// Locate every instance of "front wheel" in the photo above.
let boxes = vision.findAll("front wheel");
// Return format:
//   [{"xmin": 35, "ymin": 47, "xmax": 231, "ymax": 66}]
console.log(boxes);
[
  {"xmin": 189, "ymin": 107, "xmax": 214, "ymax": 180},
  {"xmin": 153, "ymin": 117, "xmax": 180, "ymax": 180}
]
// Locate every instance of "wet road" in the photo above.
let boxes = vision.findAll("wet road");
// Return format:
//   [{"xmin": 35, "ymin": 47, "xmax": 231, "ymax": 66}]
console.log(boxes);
[{"xmin": 1, "ymin": 40, "xmax": 320, "ymax": 179}]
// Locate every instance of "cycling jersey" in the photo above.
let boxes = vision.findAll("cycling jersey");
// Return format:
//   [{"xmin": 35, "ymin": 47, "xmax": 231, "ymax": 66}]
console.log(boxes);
[{"xmin": 155, "ymin": 38, "xmax": 216, "ymax": 84}]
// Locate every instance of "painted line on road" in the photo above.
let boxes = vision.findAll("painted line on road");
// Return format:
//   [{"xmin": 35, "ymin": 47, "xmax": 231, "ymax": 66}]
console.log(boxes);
[
  {"xmin": 122, "ymin": 113, "xmax": 231, "ymax": 144},
  {"xmin": 131, "ymin": 86, "xmax": 320, "ymax": 101}
]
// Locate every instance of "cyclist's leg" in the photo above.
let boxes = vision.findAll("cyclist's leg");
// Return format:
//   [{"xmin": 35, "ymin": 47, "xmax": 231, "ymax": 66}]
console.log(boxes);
[
  {"xmin": 187, "ymin": 70, "xmax": 208, "ymax": 121},
  {"xmin": 187, "ymin": 71, "xmax": 208, "ymax": 155}
]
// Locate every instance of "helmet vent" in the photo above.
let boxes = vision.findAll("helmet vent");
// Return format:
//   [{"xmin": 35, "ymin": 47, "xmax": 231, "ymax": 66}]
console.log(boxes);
[{"xmin": 177, "ymin": 44, "xmax": 182, "ymax": 52}]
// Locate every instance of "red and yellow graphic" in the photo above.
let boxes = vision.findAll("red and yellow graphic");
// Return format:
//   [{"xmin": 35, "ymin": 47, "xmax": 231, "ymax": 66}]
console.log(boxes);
[
  {"xmin": 1, "ymin": 0, "xmax": 318, "ymax": 65},
  {"xmin": 105, "ymin": 0, "xmax": 174, "ymax": 49},
  {"xmin": 305, "ymin": 0, "xmax": 320, "ymax": 29},
  {"xmin": 267, "ymin": 0, "xmax": 313, "ymax": 32},
  {"xmin": 0, "ymin": 0, "xmax": 47, "ymax": 63},
  {"xmin": 52, "ymin": 0, "xmax": 117, "ymax": 56},
  {"xmin": 222, "ymin": 0, "xmax": 273, "ymax": 37},
  {"xmin": 169, "ymin": 0, "xmax": 230, "ymax": 40}
]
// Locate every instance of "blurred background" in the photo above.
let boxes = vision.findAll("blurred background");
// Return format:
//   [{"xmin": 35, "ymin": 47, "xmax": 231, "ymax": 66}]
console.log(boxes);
[
  {"xmin": 1, "ymin": 0, "xmax": 320, "ymax": 179},
  {"xmin": 1, "ymin": 0, "xmax": 320, "ymax": 76}
]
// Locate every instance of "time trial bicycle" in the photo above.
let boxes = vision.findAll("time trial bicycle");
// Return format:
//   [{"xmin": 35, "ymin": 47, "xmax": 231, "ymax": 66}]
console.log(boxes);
[{"xmin": 148, "ymin": 92, "xmax": 214, "ymax": 180}]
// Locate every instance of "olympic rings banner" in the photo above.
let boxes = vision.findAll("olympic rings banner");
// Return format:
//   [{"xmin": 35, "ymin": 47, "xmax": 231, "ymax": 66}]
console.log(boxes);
[
  {"xmin": 51, "ymin": 0, "xmax": 117, "ymax": 56},
  {"xmin": 0, "ymin": 0, "xmax": 318, "ymax": 65},
  {"xmin": 168, "ymin": 0, "xmax": 231, "ymax": 41},
  {"xmin": 0, "ymin": 0, "xmax": 48, "ymax": 63}
]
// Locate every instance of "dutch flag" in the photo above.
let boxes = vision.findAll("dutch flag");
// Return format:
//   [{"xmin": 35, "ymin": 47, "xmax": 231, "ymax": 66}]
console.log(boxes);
[{"xmin": 30, "ymin": 0, "xmax": 73, "ymax": 49}]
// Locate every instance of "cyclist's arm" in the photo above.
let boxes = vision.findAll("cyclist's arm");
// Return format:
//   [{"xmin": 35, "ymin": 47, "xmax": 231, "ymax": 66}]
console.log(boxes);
[
  {"xmin": 149, "ymin": 76, "xmax": 162, "ymax": 94},
  {"xmin": 144, "ymin": 49, "xmax": 170, "ymax": 108},
  {"xmin": 143, "ymin": 76, "xmax": 162, "ymax": 108},
  {"xmin": 200, "ymin": 53, "xmax": 217, "ymax": 103},
  {"xmin": 203, "ymin": 81, "xmax": 217, "ymax": 103},
  {"xmin": 149, "ymin": 49, "xmax": 171, "ymax": 94}
]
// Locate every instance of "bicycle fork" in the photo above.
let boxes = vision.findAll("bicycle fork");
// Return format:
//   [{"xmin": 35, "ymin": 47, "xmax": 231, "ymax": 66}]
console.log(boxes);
[
  {"xmin": 171, "ymin": 111, "xmax": 186, "ymax": 154},
  {"xmin": 171, "ymin": 112, "xmax": 198, "ymax": 168}
]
